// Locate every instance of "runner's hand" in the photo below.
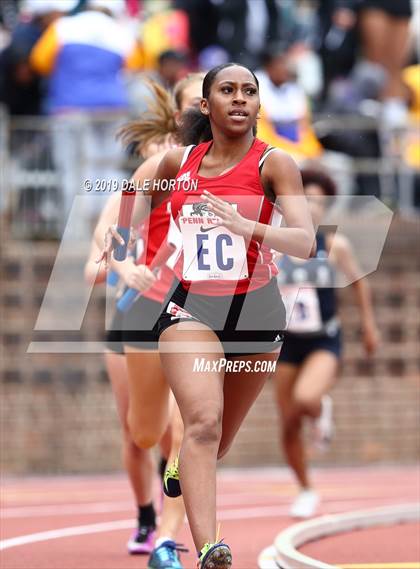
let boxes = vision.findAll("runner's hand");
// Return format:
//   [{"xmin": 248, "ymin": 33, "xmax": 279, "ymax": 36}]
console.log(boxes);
[
  {"xmin": 363, "ymin": 323, "xmax": 380, "ymax": 356},
  {"xmin": 202, "ymin": 191, "xmax": 254, "ymax": 238},
  {"xmin": 120, "ymin": 262, "xmax": 156, "ymax": 292},
  {"xmin": 96, "ymin": 225, "xmax": 136, "ymax": 268}
]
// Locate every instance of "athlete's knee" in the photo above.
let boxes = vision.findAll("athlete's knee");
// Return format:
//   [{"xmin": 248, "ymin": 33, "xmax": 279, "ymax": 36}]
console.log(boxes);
[
  {"xmin": 184, "ymin": 408, "xmax": 222, "ymax": 447},
  {"xmin": 128, "ymin": 419, "xmax": 161, "ymax": 449},
  {"xmin": 293, "ymin": 392, "xmax": 320, "ymax": 416},
  {"xmin": 131, "ymin": 431, "xmax": 159, "ymax": 449}
]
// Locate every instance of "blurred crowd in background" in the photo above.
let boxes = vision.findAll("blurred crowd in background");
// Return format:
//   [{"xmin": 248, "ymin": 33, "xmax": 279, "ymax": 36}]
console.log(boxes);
[{"xmin": 0, "ymin": 0, "xmax": 419, "ymax": 237}]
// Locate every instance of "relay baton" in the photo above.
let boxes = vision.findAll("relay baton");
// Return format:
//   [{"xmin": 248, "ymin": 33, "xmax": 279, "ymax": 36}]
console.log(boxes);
[
  {"xmin": 113, "ymin": 182, "xmax": 136, "ymax": 261},
  {"xmin": 107, "ymin": 248, "xmax": 136, "ymax": 286},
  {"xmin": 116, "ymin": 241, "xmax": 176, "ymax": 313},
  {"xmin": 107, "ymin": 271, "xmax": 119, "ymax": 286}
]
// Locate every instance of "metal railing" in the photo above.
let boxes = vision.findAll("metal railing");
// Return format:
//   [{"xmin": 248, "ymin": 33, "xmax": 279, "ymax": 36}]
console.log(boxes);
[
  {"xmin": 0, "ymin": 109, "xmax": 139, "ymax": 240},
  {"xmin": 0, "ymin": 108, "xmax": 418, "ymax": 240}
]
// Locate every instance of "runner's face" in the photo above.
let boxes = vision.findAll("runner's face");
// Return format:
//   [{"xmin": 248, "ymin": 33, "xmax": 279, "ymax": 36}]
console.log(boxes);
[
  {"xmin": 304, "ymin": 184, "xmax": 328, "ymax": 225},
  {"xmin": 202, "ymin": 66, "xmax": 260, "ymax": 136},
  {"xmin": 179, "ymin": 80, "xmax": 202, "ymax": 112}
]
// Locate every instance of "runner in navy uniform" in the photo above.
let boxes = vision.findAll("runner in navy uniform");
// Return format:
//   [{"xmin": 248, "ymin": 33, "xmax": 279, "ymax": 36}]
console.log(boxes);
[{"xmin": 274, "ymin": 167, "xmax": 379, "ymax": 519}]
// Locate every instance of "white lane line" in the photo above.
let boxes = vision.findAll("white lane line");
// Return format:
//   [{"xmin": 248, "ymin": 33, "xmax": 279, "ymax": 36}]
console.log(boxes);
[
  {"xmin": 0, "ymin": 506, "xmax": 294, "ymax": 551},
  {"xmin": 0, "ymin": 519, "xmax": 134, "ymax": 551},
  {"xmin": 0, "ymin": 500, "xmax": 412, "ymax": 551},
  {"xmin": 1, "ymin": 502, "xmax": 134, "ymax": 518},
  {"xmin": 1, "ymin": 493, "xmax": 277, "ymax": 518}
]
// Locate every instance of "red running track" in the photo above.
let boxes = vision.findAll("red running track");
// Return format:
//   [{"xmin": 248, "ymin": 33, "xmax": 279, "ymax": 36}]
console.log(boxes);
[
  {"xmin": 300, "ymin": 521, "xmax": 420, "ymax": 566},
  {"xmin": 1, "ymin": 466, "xmax": 419, "ymax": 569}
]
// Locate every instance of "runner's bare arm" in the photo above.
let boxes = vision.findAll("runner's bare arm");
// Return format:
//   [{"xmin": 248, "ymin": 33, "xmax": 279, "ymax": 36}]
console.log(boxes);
[
  {"xmin": 328, "ymin": 232, "xmax": 379, "ymax": 355},
  {"xmin": 92, "ymin": 155, "xmax": 160, "ymax": 253},
  {"xmin": 95, "ymin": 149, "xmax": 178, "ymax": 244},
  {"xmin": 130, "ymin": 151, "xmax": 166, "ymax": 225},
  {"xmin": 257, "ymin": 150, "xmax": 315, "ymax": 258},
  {"xmin": 203, "ymin": 150, "xmax": 315, "ymax": 259},
  {"xmin": 140, "ymin": 147, "xmax": 186, "ymax": 210},
  {"xmin": 125, "ymin": 147, "xmax": 186, "ymax": 225},
  {"xmin": 97, "ymin": 148, "xmax": 185, "ymax": 266},
  {"xmin": 93, "ymin": 192, "xmax": 121, "ymax": 250},
  {"xmin": 85, "ymin": 239, "xmax": 107, "ymax": 284}
]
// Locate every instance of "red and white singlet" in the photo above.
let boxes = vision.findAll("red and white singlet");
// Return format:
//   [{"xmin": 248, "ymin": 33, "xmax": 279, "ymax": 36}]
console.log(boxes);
[
  {"xmin": 138, "ymin": 199, "xmax": 174, "ymax": 304},
  {"xmin": 170, "ymin": 138, "xmax": 278, "ymax": 296}
]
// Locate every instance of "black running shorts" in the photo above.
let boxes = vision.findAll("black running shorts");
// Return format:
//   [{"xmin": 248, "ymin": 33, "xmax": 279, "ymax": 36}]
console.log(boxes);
[
  {"xmin": 155, "ymin": 278, "xmax": 286, "ymax": 358},
  {"xmin": 121, "ymin": 295, "xmax": 164, "ymax": 350},
  {"xmin": 278, "ymin": 329, "xmax": 342, "ymax": 365},
  {"xmin": 105, "ymin": 309, "xmax": 124, "ymax": 354}
]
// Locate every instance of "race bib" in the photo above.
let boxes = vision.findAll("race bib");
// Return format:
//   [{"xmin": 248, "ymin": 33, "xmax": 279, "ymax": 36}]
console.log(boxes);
[
  {"xmin": 179, "ymin": 202, "xmax": 249, "ymax": 281},
  {"xmin": 282, "ymin": 284, "xmax": 323, "ymax": 333}
]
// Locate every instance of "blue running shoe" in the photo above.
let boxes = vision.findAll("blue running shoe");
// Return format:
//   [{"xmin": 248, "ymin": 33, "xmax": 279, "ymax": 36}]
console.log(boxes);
[{"xmin": 148, "ymin": 540, "xmax": 187, "ymax": 569}]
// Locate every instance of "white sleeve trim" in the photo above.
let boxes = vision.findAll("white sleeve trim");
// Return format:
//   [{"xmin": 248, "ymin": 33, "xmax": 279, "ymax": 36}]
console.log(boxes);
[
  {"xmin": 258, "ymin": 147, "xmax": 277, "ymax": 168},
  {"xmin": 180, "ymin": 145, "xmax": 195, "ymax": 169}
]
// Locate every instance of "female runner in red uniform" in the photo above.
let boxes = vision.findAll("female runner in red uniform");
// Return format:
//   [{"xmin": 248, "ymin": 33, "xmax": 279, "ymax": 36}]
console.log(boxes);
[
  {"xmin": 104, "ymin": 63, "xmax": 315, "ymax": 569},
  {"xmin": 90, "ymin": 75, "xmax": 204, "ymax": 568}
]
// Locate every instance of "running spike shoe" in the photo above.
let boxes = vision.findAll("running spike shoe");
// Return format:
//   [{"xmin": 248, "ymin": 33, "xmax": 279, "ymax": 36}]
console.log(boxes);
[
  {"xmin": 127, "ymin": 525, "xmax": 156, "ymax": 554},
  {"xmin": 198, "ymin": 541, "xmax": 232, "ymax": 569},
  {"xmin": 148, "ymin": 540, "xmax": 187, "ymax": 569}
]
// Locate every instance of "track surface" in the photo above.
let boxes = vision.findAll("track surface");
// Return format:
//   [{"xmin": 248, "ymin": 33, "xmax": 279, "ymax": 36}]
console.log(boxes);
[
  {"xmin": 1, "ymin": 466, "xmax": 419, "ymax": 569},
  {"xmin": 300, "ymin": 522, "xmax": 420, "ymax": 566}
]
